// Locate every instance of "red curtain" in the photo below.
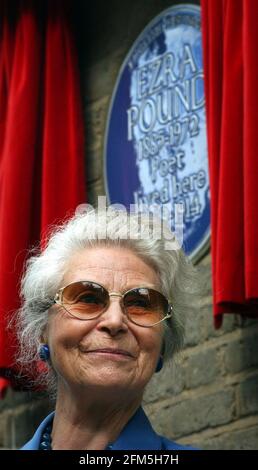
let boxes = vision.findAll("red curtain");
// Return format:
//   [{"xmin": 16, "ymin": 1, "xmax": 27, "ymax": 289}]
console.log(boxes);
[
  {"xmin": 0, "ymin": 0, "xmax": 86, "ymax": 396},
  {"xmin": 201, "ymin": 0, "xmax": 258, "ymax": 327}
]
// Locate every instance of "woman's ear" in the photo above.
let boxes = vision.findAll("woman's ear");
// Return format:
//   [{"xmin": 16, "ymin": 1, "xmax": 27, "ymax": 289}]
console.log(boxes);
[
  {"xmin": 40, "ymin": 324, "xmax": 49, "ymax": 344},
  {"xmin": 40, "ymin": 334, "xmax": 47, "ymax": 344},
  {"xmin": 39, "ymin": 325, "xmax": 50, "ymax": 361}
]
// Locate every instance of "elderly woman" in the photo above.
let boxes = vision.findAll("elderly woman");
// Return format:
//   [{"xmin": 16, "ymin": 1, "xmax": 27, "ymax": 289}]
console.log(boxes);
[{"xmin": 18, "ymin": 207, "xmax": 195, "ymax": 450}]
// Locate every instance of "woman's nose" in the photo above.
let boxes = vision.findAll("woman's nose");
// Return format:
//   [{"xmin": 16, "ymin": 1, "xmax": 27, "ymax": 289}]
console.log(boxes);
[{"xmin": 96, "ymin": 295, "xmax": 128, "ymax": 336}]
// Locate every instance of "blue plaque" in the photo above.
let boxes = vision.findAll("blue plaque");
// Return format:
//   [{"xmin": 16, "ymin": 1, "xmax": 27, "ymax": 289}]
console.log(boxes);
[{"xmin": 104, "ymin": 4, "xmax": 210, "ymax": 261}]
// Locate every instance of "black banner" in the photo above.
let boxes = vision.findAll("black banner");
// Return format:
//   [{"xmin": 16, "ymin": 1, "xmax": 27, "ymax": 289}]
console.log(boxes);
[{"xmin": 0, "ymin": 450, "xmax": 257, "ymax": 466}]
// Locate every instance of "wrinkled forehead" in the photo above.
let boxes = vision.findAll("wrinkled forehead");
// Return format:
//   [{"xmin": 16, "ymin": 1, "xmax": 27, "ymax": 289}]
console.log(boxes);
[{"xmin": 61, "ymin": 246, "xmax": 161, "ymax": 292}]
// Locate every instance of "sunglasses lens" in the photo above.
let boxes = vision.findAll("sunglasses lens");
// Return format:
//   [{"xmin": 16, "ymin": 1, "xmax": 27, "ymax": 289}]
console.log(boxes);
[
  {"xmin": 62, "ymin": 281, "xmax": 108, "ymax": 319},
  {"xmin": 59, "ymin": 282, "xmax": 170, "ymax": 326},
  {"xmin": 123, "ymin": 288, "xmax": 169, "ymax": 326}
]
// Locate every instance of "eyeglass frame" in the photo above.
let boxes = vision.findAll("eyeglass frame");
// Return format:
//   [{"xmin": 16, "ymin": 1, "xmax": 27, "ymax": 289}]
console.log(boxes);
[{"xmin": 53, "ymin": 280, "xmax": 173, "ymax": 328}]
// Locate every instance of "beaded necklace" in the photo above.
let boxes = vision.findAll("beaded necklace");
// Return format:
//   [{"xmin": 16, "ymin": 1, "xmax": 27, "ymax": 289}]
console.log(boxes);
[
  {"xmin": 39, "ymin": 422, "xmax": 53, "ymax": 450},
  {"xmin": 39, "ymin": 421, "xmax": 114, "ymax": 450}
]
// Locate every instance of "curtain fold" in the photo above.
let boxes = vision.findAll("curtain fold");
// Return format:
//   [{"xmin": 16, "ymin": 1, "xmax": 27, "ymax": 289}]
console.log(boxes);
[
  {"xmin": 0, "ymin": 0, "xmax": 86, "ymax": 396},
  {"xmin": 201, "ymin": 0, "xmax": 258, "ymax": 327}
]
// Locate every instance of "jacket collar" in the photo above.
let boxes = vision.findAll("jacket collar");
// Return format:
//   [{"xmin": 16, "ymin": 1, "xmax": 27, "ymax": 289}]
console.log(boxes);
[
  {"xmin": 21, "ymin": 411, "xmax": 55, "ymax": 450},
  {"xmin": 111, "ymin": 406, "xmax": 161, "ymax": 450},
  {"xmin": 21, "ymin": 407, "xmax": 162, "ymax": 450}
]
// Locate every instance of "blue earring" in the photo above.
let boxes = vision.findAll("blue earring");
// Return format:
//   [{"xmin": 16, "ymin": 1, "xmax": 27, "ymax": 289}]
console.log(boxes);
[
  {"xmin": 39, "ymin": 344, "xmax": 50, "ymax": 361},
  {"xmin": 155, "ymin": 356, "xmax": 163, "ymax": 373}
]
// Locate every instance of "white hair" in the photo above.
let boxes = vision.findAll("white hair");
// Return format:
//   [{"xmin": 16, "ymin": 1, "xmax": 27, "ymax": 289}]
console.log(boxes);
[{"xmin": 14, "ymin": 206, "xmax": 197, "ymax": 394}]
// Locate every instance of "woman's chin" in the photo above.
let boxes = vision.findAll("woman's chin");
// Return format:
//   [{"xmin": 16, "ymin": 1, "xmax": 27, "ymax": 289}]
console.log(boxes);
[{"xmin": 72, "ymin": 377, "xmax": 137, "ymax": 397}]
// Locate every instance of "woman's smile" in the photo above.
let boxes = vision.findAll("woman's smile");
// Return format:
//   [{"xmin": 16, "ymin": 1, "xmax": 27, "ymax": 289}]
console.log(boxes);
[{"xmin": 83, "ymin": 349, "xmax": 134, "ymax": 361}]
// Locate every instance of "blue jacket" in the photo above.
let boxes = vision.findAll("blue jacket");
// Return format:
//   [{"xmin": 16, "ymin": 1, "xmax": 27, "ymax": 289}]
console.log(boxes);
[{"xmin": 21, "ymin": 406, "xmax": 193, "ymax": 450}]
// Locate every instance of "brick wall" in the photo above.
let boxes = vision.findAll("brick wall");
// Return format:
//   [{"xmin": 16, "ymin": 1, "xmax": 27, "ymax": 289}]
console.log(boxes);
[
  {"xmin": 1, "ymin": 0, "xmax": 257, "ymax": 450},
  {"xmin": 0, "ymin": 391, "xmax": 51, "ymax": 449}
]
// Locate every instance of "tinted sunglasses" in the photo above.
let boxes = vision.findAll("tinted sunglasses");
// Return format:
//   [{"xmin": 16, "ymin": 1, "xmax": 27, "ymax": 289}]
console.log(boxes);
[{"xmin": 54, "ymin": 280, "xmax": 172, "ymax": 327}]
